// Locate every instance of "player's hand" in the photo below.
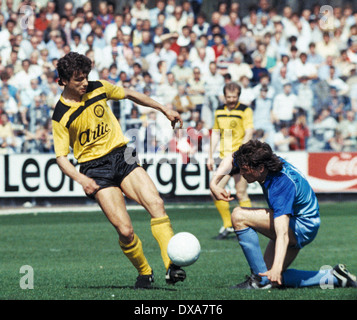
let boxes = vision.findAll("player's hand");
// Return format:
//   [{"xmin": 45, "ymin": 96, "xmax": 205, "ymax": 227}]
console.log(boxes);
[
  {"xmin": 81, "ymin": 176, "xmax": 100, "ymax": 197},
  {"xmin": 207, "ymin": 158, "xmax": 215, "ymax": 171},
  {"xmin": 211, "ymin": 186, "xmax": 234, "ymax": 202},
  {"xmin": 259, "ymin": 269, "xmax": 283, "ymax": 286},
  {"xmin": 165, "ymin": 109, "xmax": 183, "ymax": 129}
]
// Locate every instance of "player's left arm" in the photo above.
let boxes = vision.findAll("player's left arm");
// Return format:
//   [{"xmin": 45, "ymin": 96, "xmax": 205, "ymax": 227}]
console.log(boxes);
[{"xmin": 123, "ymin": 88, "xmax": 183, "ymax": 129}]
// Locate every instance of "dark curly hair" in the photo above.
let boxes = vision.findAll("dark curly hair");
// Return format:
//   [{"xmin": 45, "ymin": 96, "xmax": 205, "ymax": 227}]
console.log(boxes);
[
  {"xmin": 233, "ymin": 140, "xmax": 283, "ymax": 173},
  {"xmin": 57, "ymin": 52, "xmax": 92, "ymax": 86}
]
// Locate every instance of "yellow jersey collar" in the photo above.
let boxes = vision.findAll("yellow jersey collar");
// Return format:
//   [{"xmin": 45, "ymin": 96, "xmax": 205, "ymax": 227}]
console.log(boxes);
[{"xmin": 224, "ymin": 102, "xmax": 240, "ymax": 112}]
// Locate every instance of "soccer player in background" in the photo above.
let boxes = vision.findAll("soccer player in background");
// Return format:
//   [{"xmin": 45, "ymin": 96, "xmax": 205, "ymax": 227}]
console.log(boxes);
[
  {"xmin": 210, "ymin": 139, "xmax": 357, "ymax": 289},
  {"xmin": 52, "ymin": 52, "xmax": 185, "ymax": 289},
  {"xmin": 207, "ymin": 82, "xmax": 254, "ymax": 239}
]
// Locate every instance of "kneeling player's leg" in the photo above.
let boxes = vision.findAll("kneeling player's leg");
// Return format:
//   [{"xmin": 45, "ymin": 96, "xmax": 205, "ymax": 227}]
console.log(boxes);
[
  {"xmin": 231, "ymin": 207, "xmax": 273, "ymax": 284},
  {"xmin": 121, "ymin": 167, "xmax": 173, "ymax": 270},
  {"xmin": 95, "ymin": 187, "xmax": 152, "ymax": 276}
]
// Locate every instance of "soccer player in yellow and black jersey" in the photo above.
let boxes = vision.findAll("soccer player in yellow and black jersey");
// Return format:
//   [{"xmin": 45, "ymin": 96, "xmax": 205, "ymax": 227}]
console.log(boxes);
[
  {"xmin": 52, "ymin": 52, "xmax": 185, "ymax": 289},
  {"xmin": 207, "ymin": 82, "xmax": 254, "ymax": 239}
]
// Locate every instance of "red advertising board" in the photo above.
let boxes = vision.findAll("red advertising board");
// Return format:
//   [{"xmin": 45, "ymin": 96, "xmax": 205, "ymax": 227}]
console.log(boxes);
[{"xmin": 308, "ymin": 152, "xmax": 357, "ymax": 192}]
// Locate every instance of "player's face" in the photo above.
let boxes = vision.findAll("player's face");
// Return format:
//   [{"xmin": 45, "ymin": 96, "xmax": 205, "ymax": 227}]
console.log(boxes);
[
  {"xmin": 63, "ymin": 71, "xmax": 89, "ymax": 98},
  {"xmin": 239, "ymin": 165, "xmax": 265, "ymax": 183},
  {"xmin": 224, "ymin": 89, "xmax": 240, "ymax": 109}
]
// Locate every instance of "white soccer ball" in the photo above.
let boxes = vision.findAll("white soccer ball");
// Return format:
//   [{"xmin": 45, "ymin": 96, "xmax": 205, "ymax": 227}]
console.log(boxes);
[{"xmin": 167, "ymin": 232, "xmax": 201, "ymax": 267}]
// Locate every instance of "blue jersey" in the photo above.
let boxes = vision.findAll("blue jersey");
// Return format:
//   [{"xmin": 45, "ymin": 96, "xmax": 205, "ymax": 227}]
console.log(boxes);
[{"xmin": 261, "ymin": 158, "xmax": 319, "ymax": 219}]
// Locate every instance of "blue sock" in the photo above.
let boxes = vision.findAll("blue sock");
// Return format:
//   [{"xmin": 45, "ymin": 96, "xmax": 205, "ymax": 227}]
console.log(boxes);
[
  {"xmin": 235, "ymin": 227, "xmax": 269, "ymax": 285},
  {"xmin": 282, "ymin": 268, "xmax": 338, "ymax": 288}
]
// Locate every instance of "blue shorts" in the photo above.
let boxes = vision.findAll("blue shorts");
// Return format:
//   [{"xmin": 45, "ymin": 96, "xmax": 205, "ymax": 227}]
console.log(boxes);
[{"xmin": 289, "ymin": 213, "xmax": 320, "ymax": 249}]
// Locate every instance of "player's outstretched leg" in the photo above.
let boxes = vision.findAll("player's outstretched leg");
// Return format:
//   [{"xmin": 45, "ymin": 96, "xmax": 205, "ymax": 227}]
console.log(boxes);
[
  {"xmin": 333, "ymin": 264, "xmax": 357, "ymax": 288},
  {"xmin": 165, "ymin": 264, "xmax": 186, "ymax": 285}
]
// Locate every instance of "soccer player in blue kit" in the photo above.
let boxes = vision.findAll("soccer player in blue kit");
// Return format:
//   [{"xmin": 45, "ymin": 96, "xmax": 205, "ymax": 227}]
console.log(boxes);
[{"xmin": 210, "ymin": 139, "xmax": 357, "ymax": 289}]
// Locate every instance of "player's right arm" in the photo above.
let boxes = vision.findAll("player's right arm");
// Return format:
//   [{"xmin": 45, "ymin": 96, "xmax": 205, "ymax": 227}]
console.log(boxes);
[
  {"xmin": 209, "ymin": 154, "xmax": 235, "ymax": 201},
  {"xmin": 56, "ymin": 155, "xmax": 99, "ymax": 196},
  {"xmin": 52, "ymin": 120, "xmax": 99, "ymax": 196}
]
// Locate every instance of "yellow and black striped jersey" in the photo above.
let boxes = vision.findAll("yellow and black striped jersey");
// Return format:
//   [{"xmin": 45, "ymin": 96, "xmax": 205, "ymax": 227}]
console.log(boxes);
[
  {"xmin": 52, "ymin": 80, "xmax": 129, "ymax": 163},
  {"xmin": 213, "ymin": 102, "xmax": 253, "ymax": 158}
]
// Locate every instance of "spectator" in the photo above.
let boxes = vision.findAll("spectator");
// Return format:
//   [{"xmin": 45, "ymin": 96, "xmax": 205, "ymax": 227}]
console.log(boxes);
[
  {"xmin": 224, "ymin": 11, "xmax": 240, "ymax": 43},
  {"xmin": 192, "ymin": 12, "xmax": 209, "ymax": 37},
  {"xmin": 156, "ymin": 72, "xmax": 178, "ymax": 106},
  {"xmin": 165, "ymin": 6, "xmax": 187, "ymax": 34},
  {"xmin": 274, "ymin": 125, "xmax": 295, "ymax": 152},
  {"xmin": 335, "ymin": 110, "xmax": 357, "ymax": 151},
  {"xmin": 227, "ymin": 51, "xmax": 253, "ymax": 82},
  {"xmin": 131, "ymin": 0, "xmax": 150, "ymax": 24},
  {"xmin": 160, "ymin": 38, "xmax": 177, "ymax": 71},
  {"xmin": 96, "ymin": 1, "xmax": 114, "ymax": 29},
  {"xmin": 0, "ymin": 113, "xmax": 17, "ymax": 154},
  {"xmin": 271, "ymin": 65, "xmax": 293, "ymax": 95},
  {"xmin": 172, "ymin": 84, "xmax": 195, "ymax": 124},
  {"xmin": 149, "ymin": 0, "xmax": 166, "ymax": 28},
  {"xmin": 202, "ymin": 61, "xmax": 224, "ymax": 128},
  {"xmin": 70, "ymin": 32, "xmax": 88, "ymax": 55},
  {"xmin": 187, "ymin": 67, "xmax": 205, "ymax": 114},
  {"xmin": 306, "ymin": 42, "xmax": 324, "ymax": 69},
  {"xmin": 12, "ymin": 59, "xmax": 34, "ymax": 91},
  {"xmin": 35, "ymin": 7, "xmax": 50, "ymax": 32},
  {"xmin": 140, "ymin": 30, "xmax": 155, "ymax": 57},
  {"xmin": 20, "ymin": 78, "xmax": 42, "ymax": 110},
  {"xmin": 0, "ymin": 70, "xmax": 18, "ymax": 103},
  {"xmin": 294, "ymin": 52, "xmax": 318, "ymax": 81},
  {"xmin": 238, "ymin": 75, "xmax": 255, "ymax": 107},
  {"xmin": 295, "ymin": 76, "xmax": 314, "ymax": 126},
  {"xmin": 315, "ymin": 31, "xmax": 339, "ymax": 59},
  {"xmin": 289, "ymin": 113, "xmax": 310, "ymax": 150},
  {"xmin": 252, "ymin": 73, "xmax": 275, "ymax": 100},
  {"xmin": 171, "ymin": 54, "xmax": 193, "ymax": 85},
  {"xmin": 187, "ymin": 119, "xmax": 210, "ymax": 153},
  {"xmin": 272, "ymin": 82, "xmax": 297, "ymax": 129},
  {"xmin": 308, "ymin": 108, "xmax": 338, "ymax": 151},
  {"xmin": 251, "ymin": 54, "xmax": 269, "ymax": 86},
  {"xmin": 190, "ymin": 45, "xmax": 211, "ymax": 77},
  {"xmin": 252, "ymin": 85, "xmax": 275, "ymax": 147}
]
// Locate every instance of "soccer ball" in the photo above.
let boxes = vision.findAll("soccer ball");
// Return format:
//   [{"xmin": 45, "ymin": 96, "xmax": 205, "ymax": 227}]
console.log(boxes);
[{"xmin": 167, "ymin": 232, "xmax": 201, "ymax": 267}]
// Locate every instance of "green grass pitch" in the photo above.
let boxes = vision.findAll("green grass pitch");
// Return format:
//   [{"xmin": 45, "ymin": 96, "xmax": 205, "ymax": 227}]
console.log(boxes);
[{"xmin": 1, "ymin": 200, "xmax": 356, "ymax": 302}]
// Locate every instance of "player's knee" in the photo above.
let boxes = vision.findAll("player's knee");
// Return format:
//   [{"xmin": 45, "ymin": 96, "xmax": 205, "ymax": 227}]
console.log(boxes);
[
  {"xmin": 146, "ymin": 196, "xmax": 165, "ymax": 213},
  {"xmin": 231, "ymin": 206, "xmax": 247, "ymax": 229},
  {"xmin": 118, "ymin": 225, "xmax": 134, "ymax": 243}
]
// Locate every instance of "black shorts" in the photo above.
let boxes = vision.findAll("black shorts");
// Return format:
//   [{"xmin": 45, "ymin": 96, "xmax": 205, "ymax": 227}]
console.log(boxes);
[{"xmin": 79, "ymin": 146, "xmax": 140, "ymax": 199}]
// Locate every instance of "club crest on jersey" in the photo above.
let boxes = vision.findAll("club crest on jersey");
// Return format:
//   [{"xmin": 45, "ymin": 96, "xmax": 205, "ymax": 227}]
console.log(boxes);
[
  {"xmin": 230, "ymin": 120, "xmax": 237, "ymax": 128},
  {"xmin": 94, "ymin": 105, "xmax": 104, "ymax": 117}
]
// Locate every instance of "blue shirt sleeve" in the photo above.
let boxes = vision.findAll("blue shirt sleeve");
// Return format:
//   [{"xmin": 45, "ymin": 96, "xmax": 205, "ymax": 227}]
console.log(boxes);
[{"xmin": 268, "ymin": 174, "xmax": 296, "ymax": 218}]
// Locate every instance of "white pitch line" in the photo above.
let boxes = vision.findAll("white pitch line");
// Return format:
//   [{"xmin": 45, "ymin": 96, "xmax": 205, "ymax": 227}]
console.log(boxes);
[{"xmin": 0, "ymin": 203, "xmax": 214, "ymax": 216}]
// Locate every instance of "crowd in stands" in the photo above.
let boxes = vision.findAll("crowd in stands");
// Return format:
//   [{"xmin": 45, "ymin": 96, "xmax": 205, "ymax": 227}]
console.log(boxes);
[{"xmin": 0, "ymin": 0, "xmax": 357, "ymax": 157}]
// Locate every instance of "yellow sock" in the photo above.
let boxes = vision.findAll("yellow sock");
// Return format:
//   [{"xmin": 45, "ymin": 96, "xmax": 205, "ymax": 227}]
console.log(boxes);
[
  {"xmin": 239, "ymin": 198, "xmax": 252, "ymax": 208},
  {"xmin": 151, "ymin": 215, "xmax": 174, "ymax": 270},
  {"xmin": 119, "ymin": 234, "xmax": 152, "ymax": 275},
  {"xmin": 214, "ymin": 200, "xmax": 232, "ymax": 229}
]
